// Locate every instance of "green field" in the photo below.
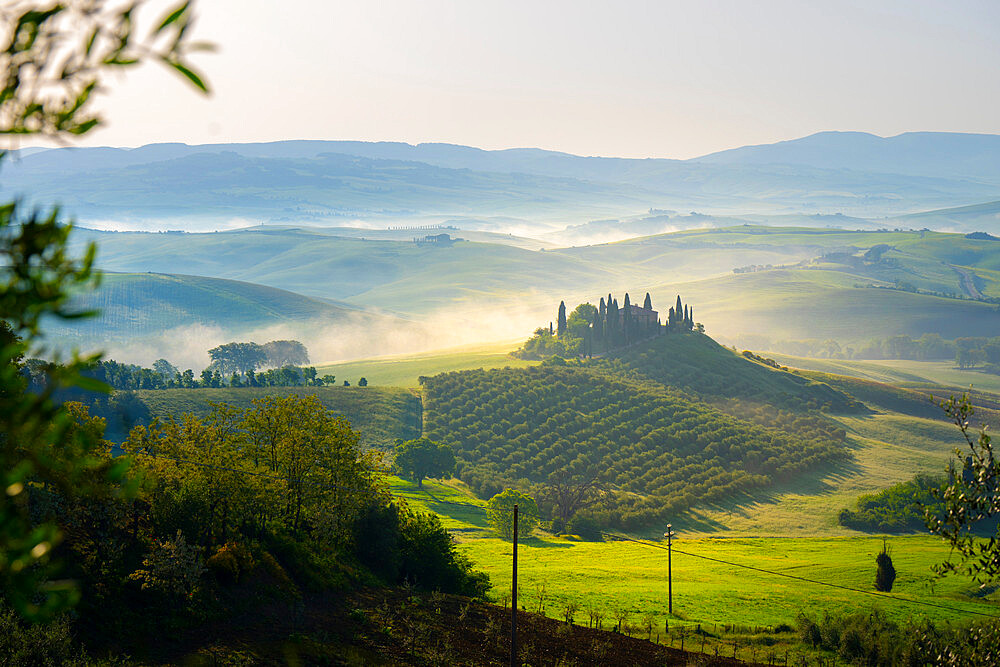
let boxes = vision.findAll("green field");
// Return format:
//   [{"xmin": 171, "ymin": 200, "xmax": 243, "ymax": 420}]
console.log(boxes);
[
  {"xmin": 315, "ymin": 341, "xmax": 535, "ymax": 388},
  {"xmin": 387, "ymin": 478, "xmax": 999, "ymax": 632}
]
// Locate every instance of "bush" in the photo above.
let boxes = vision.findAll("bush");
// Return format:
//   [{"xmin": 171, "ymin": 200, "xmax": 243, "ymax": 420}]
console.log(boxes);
[
  {"xmin": 566, "ymin": 514, "xmax": 603, "ymax": 541},
  {"xmin": 351, "ymin": 501, "xmax": 490, "ymax": 597},
  {"xmin": 0, "ymin": 607, "xmax": 84, "ymax": 666},
  {"xmin": 206, "ymin": 542, "xmax": 255, "ymax": 584}
]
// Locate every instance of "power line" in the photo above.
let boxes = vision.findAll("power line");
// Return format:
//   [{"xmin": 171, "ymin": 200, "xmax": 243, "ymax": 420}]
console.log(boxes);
[{"xmin": 600, "ymin": 532, "xmax": 1000, "ymax": 619}]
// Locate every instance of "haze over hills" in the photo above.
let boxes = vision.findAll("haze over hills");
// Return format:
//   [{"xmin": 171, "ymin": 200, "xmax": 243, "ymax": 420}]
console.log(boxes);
[
  {"xmin": 57, "ymin": 224, "xmax": 1000, "ymax": 366},
  {"xmin": 7, "ymin": 131, "xmax": 1000, "ymax": 233}
]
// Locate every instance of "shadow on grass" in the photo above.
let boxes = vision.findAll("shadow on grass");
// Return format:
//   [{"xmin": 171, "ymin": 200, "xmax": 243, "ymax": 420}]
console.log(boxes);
[
  {"xmin": 519, "ymin": 537, "xmax": 574, "ymax": 549},
  {"xmin": 632, "ymin": 451, "xmax": 868, "ymax": 539}
]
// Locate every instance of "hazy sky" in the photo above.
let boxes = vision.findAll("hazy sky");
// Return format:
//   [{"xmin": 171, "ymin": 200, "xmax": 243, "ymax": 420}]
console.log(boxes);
[{"xmin": 68, "ymin": 0, "xmax": 1000, "ymax": 158}]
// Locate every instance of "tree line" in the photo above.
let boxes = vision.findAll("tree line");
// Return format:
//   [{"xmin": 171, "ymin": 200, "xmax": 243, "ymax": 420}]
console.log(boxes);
[
  {"xmin": 513, "ymin": 293, "xmax": 701, "ymax": 360},
  {"xmin": 20, "ymin": 341, "xmax": 369, "ymax": 391},
  {"xmin": 736, "ymin": 332, "xmax": 1000, "ymax": 367}
]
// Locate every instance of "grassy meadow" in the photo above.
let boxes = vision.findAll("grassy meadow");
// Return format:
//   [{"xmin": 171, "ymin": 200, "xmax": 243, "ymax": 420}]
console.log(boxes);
[
  {"xmin": 387, "ymin": 480, "xmax": 999, "ymax": 635},
  {"xmin": 315, "ymin": 341, "xmax": 535, "ymax": 388}
]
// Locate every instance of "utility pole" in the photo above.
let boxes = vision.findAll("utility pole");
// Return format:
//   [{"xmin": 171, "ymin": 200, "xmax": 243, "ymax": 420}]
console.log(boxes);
[
  {"xmin": 664, "ymin": 524, "xmax": 676, "ymax": 615},
  {"xmin": 511, "ymin": 503, "xmax": 518, "ymax": 667}
]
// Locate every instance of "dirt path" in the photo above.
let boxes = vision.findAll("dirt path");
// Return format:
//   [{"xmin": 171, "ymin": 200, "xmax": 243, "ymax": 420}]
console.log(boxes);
[{"xmin": 951, "ymin": 265, "xmax": 984, "ymax": 300}]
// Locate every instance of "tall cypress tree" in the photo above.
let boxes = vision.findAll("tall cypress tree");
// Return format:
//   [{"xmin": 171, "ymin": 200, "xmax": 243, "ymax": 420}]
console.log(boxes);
[
  {"xmin": 643, "ymin": 292, "xmax": 652, "ymax": 310},
  {"xmin": 608, "ymin": 292, "xmax": 614, "ymax": 340},
  {"xmin": 599, "ymin": 297, "xmax": 606, "ymax": 320},
  {"xmin": 557, "ymin": 301, "xmax": 567, "ymax": 336},
  {"xmin": 688, "ymin": 306, "xmax": 694, "ymax": 330},
  {"xmin": 591, "ymin": 310, "xmax": 603, "ymax": 353},
  {"xmin": 675, "ymin": 295, "xmax": 683, "ymax": 325},
  {"xmin": 668, "ymin": 306, "xmax": 675, "ymax": 329},
  {"xmin": 622, "ymin": 294, "xmax": 632, "ymax": 346}
]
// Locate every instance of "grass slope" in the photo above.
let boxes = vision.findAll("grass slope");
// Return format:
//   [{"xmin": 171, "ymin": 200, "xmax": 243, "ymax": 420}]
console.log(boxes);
[
  {"xmin": 314, "ymin": 341, "xmax": 536, "ymax": 388},
  {"xmin": 134, "ymin": 386, "xmax": 421, "ymax": 448},
  {"xmin": 47, "ymin": 271, "xmax": 391, "ymax": 342},
  {"xmin": 595, "ymin": 333, "xmax": 861, "ymax": 413},
  {"xmin": 667, "ymin": 267, "xmax": 1000, "ymax": 342}
]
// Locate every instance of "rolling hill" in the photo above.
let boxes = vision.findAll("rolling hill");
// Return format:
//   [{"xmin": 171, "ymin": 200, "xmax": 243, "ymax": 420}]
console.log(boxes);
[
  {"xmin": 127, "ymin": 385, "xmax": 421, "ymax": 449},
  {"xmin": 54, "ymin": 225, "xmax": 1000, "ymax": 364},
  {"xmin": 45, "ymin": 271, "xmax": 401, "ymax": 343}
]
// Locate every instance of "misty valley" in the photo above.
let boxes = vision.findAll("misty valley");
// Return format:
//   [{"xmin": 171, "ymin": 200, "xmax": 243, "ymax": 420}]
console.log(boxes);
[{"xmin": 6, "ymin": 4, "xmax": 1000, "ymax": 664}]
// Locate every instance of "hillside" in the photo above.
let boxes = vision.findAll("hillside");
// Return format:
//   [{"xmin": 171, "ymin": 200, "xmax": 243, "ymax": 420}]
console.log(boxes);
[
  {"xmin": 52, "ymin": 225, "xmax": 1000, "ymax": 369},
  {"xmin": 46, "ymin": 271, "xmax": 392, "ymax": 342},
  {"xmin": 130, "ymin": 386, "xmax": 421, "ymax": 448},
  {"xmin": 595, "ymin": 333, "xmax": 861, "ymax": 413},
  {"xmin": 421, "ymin": 363, "xmax": 847, "ymax": 529}
]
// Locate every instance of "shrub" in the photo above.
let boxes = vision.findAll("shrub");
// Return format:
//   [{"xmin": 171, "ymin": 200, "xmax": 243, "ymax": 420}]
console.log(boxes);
[
  {"xmin": 874, "ymin": 542, "xmax": 896, "ymax": 592},
  {"xmin": 206, "ymin": 542, "xmax": 255, "ymax": 584},
  {"xmin": 567, "ymin": 514, "xmax": 603, "ymax": 541}
]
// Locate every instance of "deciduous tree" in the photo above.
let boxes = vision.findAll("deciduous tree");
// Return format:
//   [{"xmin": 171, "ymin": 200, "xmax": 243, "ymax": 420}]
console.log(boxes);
[
  {"xmin": 486, "ymin": 488, "xmax": 539, "ymax": 540},
  {"xmin": 394, "ymin": 437, "xmax": 456, "ymax": 487}
]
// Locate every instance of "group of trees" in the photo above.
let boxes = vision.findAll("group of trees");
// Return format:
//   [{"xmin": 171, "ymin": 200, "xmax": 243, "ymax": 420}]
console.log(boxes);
[
  {"xmin": 44, "ymin": 358, "xmax": 368, "ymax": 391},
  {"xmin": 421, "ymin": 364, "xmax": 847, "ymax": 529},
  {"xmin": 208, "ymin": 339, "xmax": 309, "ymax": 374},
  {"xmin": 514, "ymin": 293, "xmax": 701, "ymax": 360},
  {"xmin": 838, "ymin": 475, "xmax": 946, "ymax": 532}
]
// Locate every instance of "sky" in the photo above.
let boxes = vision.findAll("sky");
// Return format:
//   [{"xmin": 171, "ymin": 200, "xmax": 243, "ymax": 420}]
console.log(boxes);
[{"xmin": 55, "ymin": 0, "xmax": 1000, "ymax": 159}]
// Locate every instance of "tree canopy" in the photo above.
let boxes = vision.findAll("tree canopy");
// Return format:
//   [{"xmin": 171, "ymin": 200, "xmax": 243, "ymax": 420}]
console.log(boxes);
[
  {"xmin": 485, "ymin": 488, "xmax": 539, "ymax": 540},
  {"xmin": 393, "ymin": 437, "xmax": 456, "ymax": 486}
]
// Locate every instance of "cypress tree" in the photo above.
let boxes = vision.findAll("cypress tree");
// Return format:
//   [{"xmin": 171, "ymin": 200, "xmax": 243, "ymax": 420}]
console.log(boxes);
[
  {"xmin": 557, "ymin": 301, "xmax": 567, "ymax": 336},
  {"xmin": 608, "ymin": 292, "xmax": 614, "ymax": 344},
  {"xmin": 684, "ymin": 304, "xmax": 689, "ymax": 327},
  {"xmin": 874, "ymin": 541, "xmax": 896, "ymax": 592},
  {"xmin": 643, "ymin": 292, "xmax": 652, "ymax": 310},
  {"xmin": 599, "ymin": 297, "xmax": 606, "ymax": 319},
  {"xmin": 675, "ymin": 295, "xmax": 683, "ymax": 322},
  {"xmin": 668, "ymin": 306, "xmax": 675, "ymax": 329},
  {"xmin": 591, "ymin": 310, "xmax": 603, "ymax": 353},
  {"xmin": 688, "ymin": 306, "xmax": 694, "ymax": 330}
]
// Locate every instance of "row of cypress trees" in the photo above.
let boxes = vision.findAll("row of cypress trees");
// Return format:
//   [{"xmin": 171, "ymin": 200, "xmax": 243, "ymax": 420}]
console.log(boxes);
[{"xmin": 553, "ymin": 292, "xmax": 696, "ymax": 357}]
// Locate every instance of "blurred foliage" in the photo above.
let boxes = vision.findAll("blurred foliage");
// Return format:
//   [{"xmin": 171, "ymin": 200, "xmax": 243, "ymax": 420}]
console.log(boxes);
[{"xmin": 0, "ymin": 0, "xmax": 208, "ymax": 619}]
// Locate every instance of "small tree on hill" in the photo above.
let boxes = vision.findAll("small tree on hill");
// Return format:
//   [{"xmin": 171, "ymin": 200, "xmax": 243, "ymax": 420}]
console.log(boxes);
[
  {"xmin": 486, "ymin": 488, "xmax": 539, "ymax": 540},
  {"xmin": 393, "ymin": 437, "xmax": 456, "ymax": 487},
  {"xmin": 875, "ymin": 540, "xmax": 896, "ymax": 592},
  {"xmin": 557, "ymin": 301, "xmax": 567, "ymax": 336}
]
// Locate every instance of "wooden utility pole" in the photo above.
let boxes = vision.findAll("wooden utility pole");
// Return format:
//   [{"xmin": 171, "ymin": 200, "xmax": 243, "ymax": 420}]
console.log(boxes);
[
  {"xmin": 664, "ymin": 524, "xmax": 676, "ymax": 615},
  {"xmin": 511, "ymin": 503, "xmax": 518, "ymax": 667}
]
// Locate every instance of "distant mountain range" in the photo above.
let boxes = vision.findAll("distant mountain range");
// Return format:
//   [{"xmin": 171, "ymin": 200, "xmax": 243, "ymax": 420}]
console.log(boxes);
[{"xmin": 5, "ymin": 132, "xmax": 1000, "ymax": 231}]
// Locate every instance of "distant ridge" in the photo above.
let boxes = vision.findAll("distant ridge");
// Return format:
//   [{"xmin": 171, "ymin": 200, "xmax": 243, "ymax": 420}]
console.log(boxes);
[
  {"xmin": 693, "ymin": 131, "xmax": 1000, "ymax": 182},
  {"xmin": 7, "ymin": 131, "xmax": 1000, "ymax": 225}
]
